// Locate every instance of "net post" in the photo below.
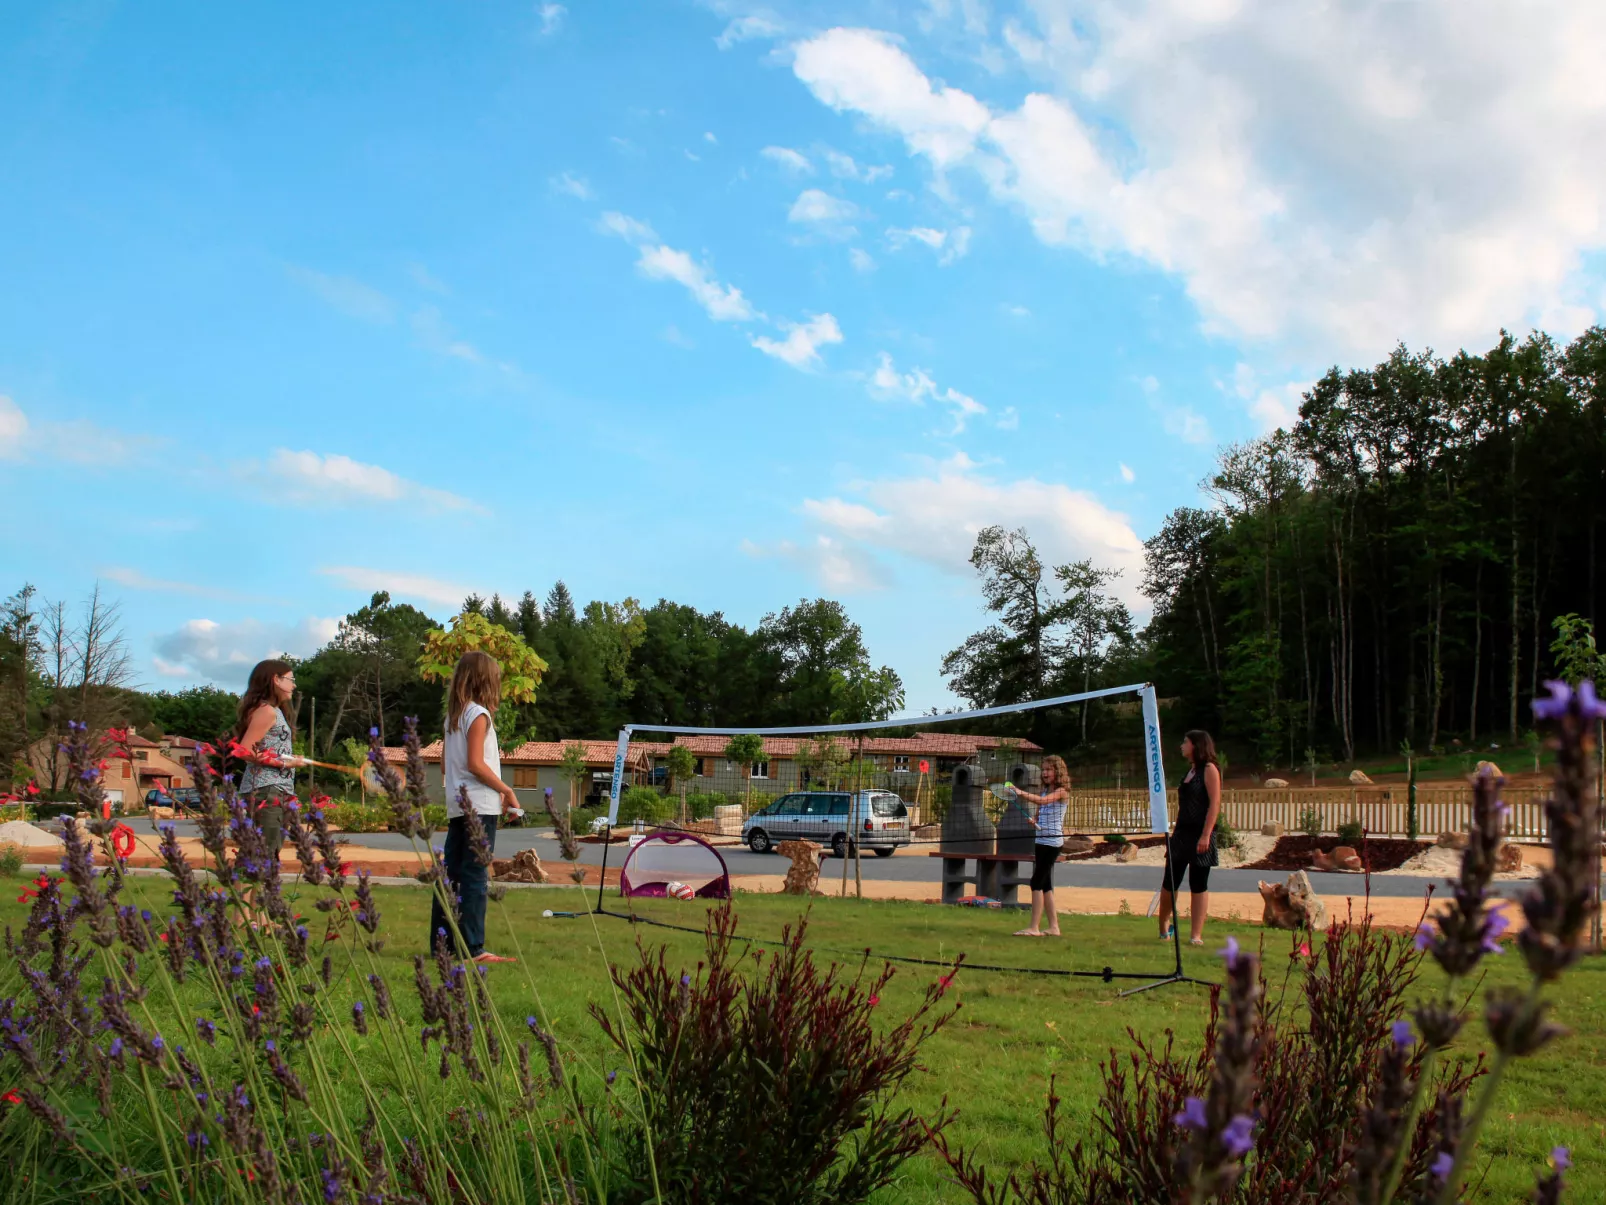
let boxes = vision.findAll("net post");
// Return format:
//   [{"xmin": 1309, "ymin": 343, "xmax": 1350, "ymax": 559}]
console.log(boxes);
[
  {"xmin": 853, "ymin": 733, "xmax": 864, "ymax": 899},
  {"xmin": 606, "ymin": 728, "xmax": 631, "ymax": 827},
  {"xmin": 1140, "ymin": 684, "xmax": 1168, "ymax": 834}
]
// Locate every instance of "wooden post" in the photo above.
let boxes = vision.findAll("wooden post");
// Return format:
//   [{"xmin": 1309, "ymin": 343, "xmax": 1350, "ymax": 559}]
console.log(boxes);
[{"xmin": 853, "ymin": 734, "xmax": 864, "ymax": 899}]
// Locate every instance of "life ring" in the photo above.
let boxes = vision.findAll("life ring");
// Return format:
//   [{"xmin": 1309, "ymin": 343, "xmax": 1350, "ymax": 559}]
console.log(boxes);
[{"xmin": 111, "ymin": 824, "xmax": 137, "ymax": 859}]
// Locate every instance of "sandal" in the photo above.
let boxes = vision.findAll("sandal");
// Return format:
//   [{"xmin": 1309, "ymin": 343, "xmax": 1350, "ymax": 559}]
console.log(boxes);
[
  {"xmin": 1189, "ymin": 938, "xmax": 1205, "ymax": 946},
  {"xmin": 1013, "ymin": 929, "xmax": 1043, "ymax": 937},
  {"xmin": 472, "ymin": 952, "xmax": 517, "ymax": 964}
]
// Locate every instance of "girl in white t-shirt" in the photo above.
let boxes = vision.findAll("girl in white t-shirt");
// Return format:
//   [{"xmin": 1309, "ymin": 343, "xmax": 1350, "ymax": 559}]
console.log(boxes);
[{"xmin": 430, "ymin": 651, "xmax": 520, "ymax": 963}]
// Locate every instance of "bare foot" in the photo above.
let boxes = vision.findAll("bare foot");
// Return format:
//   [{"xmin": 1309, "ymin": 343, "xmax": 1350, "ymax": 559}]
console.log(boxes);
[
  {"xmin": 473, "ymin": 952, "xmax": 517, "ymax": 964},
  {"xmin": 1013, "ymin": 928, "xmax": 1043, "ymax": 937},
  {"xmin": 1044, "ymin": 929, "xmax": 1062, "ymax": 937}
]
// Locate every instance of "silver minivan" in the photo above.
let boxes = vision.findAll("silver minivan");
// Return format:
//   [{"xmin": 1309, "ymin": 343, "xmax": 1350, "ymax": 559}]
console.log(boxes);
[{"xmin": 743, "ymin": 789, "xmax": 910, "ymax": 859}]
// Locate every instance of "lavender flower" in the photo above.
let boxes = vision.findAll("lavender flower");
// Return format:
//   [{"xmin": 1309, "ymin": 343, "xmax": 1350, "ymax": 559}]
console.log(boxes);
[
  {"xmin": 1430, "ymin": 1151, "xmax": 1453, "ymax": 1181},
  {"xmin": 1420, "ymin": 767, "xmax": 1507, "ymax": 978},
  {"xmin": 458, "ymin": 788, "xmax": 494, "ymax": 868},
  {"xmin": 1391, "ymin": 1020, "xmax": 1415, "ymax": 1048},
  {"xmin": 352, "ymin": 1000, "xmax": 368, "ymax": 1037},
  {"xmin": 1174, "ymin": 1096, "xmax": 1208, "ymax": 1130},
  {"xmin": 1220, "ymin": 1114, "xmax": 1255, "ymax": 1157}
]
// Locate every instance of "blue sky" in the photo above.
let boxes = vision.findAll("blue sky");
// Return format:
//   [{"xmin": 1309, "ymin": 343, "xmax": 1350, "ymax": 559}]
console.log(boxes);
[{"xmin": 4, "ymin": 1, "xmax": 1604, "ymax": 710}]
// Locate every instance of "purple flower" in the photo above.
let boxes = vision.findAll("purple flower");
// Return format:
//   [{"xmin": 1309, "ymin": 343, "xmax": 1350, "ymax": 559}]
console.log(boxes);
[
  {"xmin": 1482, "ymin": 909, "xmax": 1512, "ymax": 954},
  {"xmin": 1391, "ymin": 1020, "xmax": 1415, "ymax": 1048},
  {"xmin": 681, "ymin": 973, "xmax": 691, "ymax": 987},
  {"xmin": 1532, "ymin": 680, "xmax": 1573, "ymax": 720},
  {"xmin": 369, "ymin": 727, "xmax": 379, "ymax": 738},
  {"xmin": 1218, "ymin": 935, "xmax": 1242, "ymax": 967},
  {"xmin": 1413, "ymin": 924, "xmax": 1434, "ymax": 951},
  {"xmin": 196, "ymin": 1018, "xmax": 216, "ymax": 1045},
  {"xmin": 1221, "ymin": 1113, "xmax": 1255, "ymax": 1157},
  {"xmin": 1431, "ymin": 1152, "xmax": 1454, "ymax": 1181},
  {"xmin": 108, "ymin": 1038, "xmax": 123, "ymax": 1058},
  {"xmin": 606, "ymin": 1069, "xmax": 618, "ymax": 1085},
  {"xmin": 1578, "ymin": 680, "xmax": 1606, "ymax": 719},
  {"xmin": 1553, "ymin": 1147, "xmax": 1571, "ymax": 1170},
  {"xmin": 1173, "ymin": 1096, "xmax": 1208, "ymax": 1130}
]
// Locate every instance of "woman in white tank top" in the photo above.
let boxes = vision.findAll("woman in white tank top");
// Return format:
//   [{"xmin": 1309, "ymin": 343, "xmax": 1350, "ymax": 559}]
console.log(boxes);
[{"xmin": 431, "ymin": 651, "xmax": 520, "ymax": 963}]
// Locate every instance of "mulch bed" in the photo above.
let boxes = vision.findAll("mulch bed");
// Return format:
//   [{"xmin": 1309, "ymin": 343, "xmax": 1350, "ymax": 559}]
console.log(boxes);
[
  {"xmin": 1063, "ymin": 835, "xmax": 1168, "ymax": 861},
  {"xmin": 1242, "ymin": 835, "xmax": 1432, "ymax": 873}
]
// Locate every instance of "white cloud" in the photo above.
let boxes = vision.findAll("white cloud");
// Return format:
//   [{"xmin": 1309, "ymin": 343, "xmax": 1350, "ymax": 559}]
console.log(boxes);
[
  {"xmin": 866, "ymin": 353, "xmax": 987, "ymax": 431},
  {"xmin": 794, "ymin": 29, "xmax": 990, "ymax": 169},
  {"xmin": 823, "ymin": 148, "xmax": 893, "ymax": 183},
  {"xmin": 286, "ymin": 265, "xmax": 395, "ymax": 323},
  {"xmin": 761, "ymin": 145, "xmax": 814, "ymax": 175},
  {"xmin": 260, "ymin": 449, "xmax": 481, "ymax": 511},
  {"xmin": 798, "ymin": 454, "xmax": 1146, "ymax": 602},
  {"xmin": 598, "ymin": 211, "xmax": 657, "ymax": 242},
  {"xmin": 849, "ymin": 247, "xmax": 877, "ymax": 272},
  {"xmin": 1005, "ymin": 303, "xmax": 1031, "ymax": 317},
  {"xmin": 1119, "ymin": 462, "xmax": 1136, "ymax": 483},
  {"xmin": 318, "ymin": 566, "xmax": 475, "ymax": 608},
  {"xmin": 887, "ymin": 224, "xmax": 971, "ymax": 264},
  {"xmin": 411, "ymin": 307, "xmax": 483, "ymax": 363},
  {"xmin": 788, "ymin": 188, "xmax": 860, "ymax": 232},
  {"xmin": 407, "ymin": 263, "xmax": 451, "ymax": 294},
  {"xmin": 740, "ymin": 535, "xmax": 888, "ymax": 591},
  {"xmin": 792, "ymin": 13, "xmax": 1606, "ymax": 360},
  {"xmin": 751, "ymin": 313, "xmax": 844, "ymax": 368},
  {"xmin": 704, "ymin": 131, "xmax": 718, "ymax": 144},
  {"xmin": 152, "ymin": 616, "xmax": 341, "ymax": 683},
  {"xmin": 602, "ymin": 210, "xmax": 757, "ymax": 321},
  {"xmin": 537, "ymin": 3, "xmax": 565, "ymax": 36},
  {"xmin": 1161, "ymin": 405, "xmax": 1213, "ymax": 446},
  {"xmin": 551, "ymin": 171, "xmax": 593, "ymax": 199},
  {"xmin": 996, "ymin": 406, "xmax": 1020, "ymax": 431},
  {"xmin": 0, "ymin": 396, "xmax": 157, "ymax": 466},
  {"xmin": 0, "ymin": 396, "xmax": 28, "ymax": 460},
  {"xmin": 717, "ymin": 15, "xmax": 785, "ymax": 49},
  {"xmin": 1230, "ymin": 362, "xmax": 1310, "ymax": 431},
  {"xmin": 101, "ymin": 568, "xmax": 276, "ymax": 603},
  {"xmin": 637, "ymin": 244, "xmax": 758, "ymax": 322}
]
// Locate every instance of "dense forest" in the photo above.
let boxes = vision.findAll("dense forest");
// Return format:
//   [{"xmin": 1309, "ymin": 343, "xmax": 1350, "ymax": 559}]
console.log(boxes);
[
  {"xmin": 1142, "ymin": 326, "xmax": 1606, "ymax": 768},
  {"xmin": 5, "ymin": 325, "xmax": 1605, "ymax": 781}
]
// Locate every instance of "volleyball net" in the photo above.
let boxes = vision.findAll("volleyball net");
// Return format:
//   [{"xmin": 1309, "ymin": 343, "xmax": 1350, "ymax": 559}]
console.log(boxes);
[{"xmin": 603, "ymin": 681, "xmax": 1171, "ymax": 842}]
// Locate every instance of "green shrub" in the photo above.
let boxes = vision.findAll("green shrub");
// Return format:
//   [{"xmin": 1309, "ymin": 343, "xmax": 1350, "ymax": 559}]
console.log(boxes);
[
  {"xmin": 1214, "ymin": 815, "xmax": 1244, "ymax": 856},
  {"xmin": 1337, "ymin": 818, "xmax": 1365, "ymax": 844},
  {"xmin": 618, "ymin": 785, "xmax": 673, "ymax": 826},
  {"xmin": 0, "ymin": 842, "xmax": 23, "ymax": 877},
  {"xmin": 684, "ymin": 792, "xmax": 725, "ymax": 820},
  {"xmin": 1298, "ymin": 804, "xmax": 1323, "ymax": 838},
  {"xmin": 324, "ymin": 801, "xmax": 388, "ymax": 833},
  {"xmin": 423, "ymin": 803, "xmax": 448, "ymax": 830},
  {"xmin": 1101, "ymin": 832, "xmax": 1129, "ymax": 845}
]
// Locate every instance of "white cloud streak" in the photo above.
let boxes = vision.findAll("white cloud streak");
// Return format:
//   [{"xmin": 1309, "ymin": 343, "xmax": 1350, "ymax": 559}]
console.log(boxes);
[
  {"xmin": 152, "ymin": 616, "xmax": 341, "ymax": 683},
  {"xmin": 761, "ymin": 146, "xmax": 813, "ymax": 175},
  {"xmin": 286, "ymin": 265, "xmax": 395, "ymax": 323},
  {"xmin": 866, "ymin": 353, "xmax": 988, "ymax": 432},
  {"xmin": 259, "ymin": 449, "xmax": 482, "ymax": 512},
  {"xmin": 751, "ymin": 313, "xmax": 844, "ymax": 368},
  {"xmin": 318, "ymin": 566, "xmax": 476, "ymax": 608}
]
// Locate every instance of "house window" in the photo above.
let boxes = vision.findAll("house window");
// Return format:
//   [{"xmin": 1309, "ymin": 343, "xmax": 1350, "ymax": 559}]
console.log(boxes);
[
  {"xmin": 135, "ymin": 751, "xmax": 148, "ymax": 761},
  {"xmin": 695, "ymin": 758, "xmax": 709, "ymax": 776},
  {"xmin": 750, "ymin": 761, "xmax": 770, "ymax": 779},
  {"xmin": 893, "ymin": 755, "xmax": 910, "ymax": 772}
]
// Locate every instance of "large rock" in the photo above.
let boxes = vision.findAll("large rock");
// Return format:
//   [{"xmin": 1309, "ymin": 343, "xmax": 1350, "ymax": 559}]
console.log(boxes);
[
  {"xmin": 491, "ymin": 849, "xmax": 550, "ymax": 884},
  {"xmin": 1114, "ymin": 842, "xmax": 1138, "ymax": 864},
  {"xmin": 712, "ymin": 804, "xmax": 744, "ymax": 836},
  {"xmin": 1437, "ymin": 831, "xmax": 1469, "ymax": 851},
  {"xmin": 1311, "ymin": 845, "xmax": 1363, "ymax": 872},
  {"xmin": 777, "ymin": 839, "xmax": 824, "ymax": 895},
  {"xmin": 1259, "ymin": 870, "xmax": 1328, "ymax": 931},
  {"xmin": 1349, "ymin": 769, "xmax": 1374, "ymax": 785},
  {"xmin": 1062, "ymin": 835, "xmax": 1096, "ymax": 854},
  {"xmin": 1496, "ymin": 843, "xmax": 1525, "ymax": 874},
  {"xmin": 1261, "ymin": 822, "xmax": 1285, "ymax": 837},
  {"xmin": 1263, "ymin": 778, "xmax": 1290, "ymax": 789}
]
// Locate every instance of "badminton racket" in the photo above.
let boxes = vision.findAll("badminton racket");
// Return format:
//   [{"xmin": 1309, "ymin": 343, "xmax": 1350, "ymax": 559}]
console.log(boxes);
[{"xmin": 983, "ymin": 782, "xmax": 1030, "ymax": 823}]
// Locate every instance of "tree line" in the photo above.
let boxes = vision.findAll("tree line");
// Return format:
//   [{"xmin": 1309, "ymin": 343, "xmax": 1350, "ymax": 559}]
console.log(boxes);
[{"xmin": 1140, "ymin": 326, "xmax": 1606, "ymax": 768}]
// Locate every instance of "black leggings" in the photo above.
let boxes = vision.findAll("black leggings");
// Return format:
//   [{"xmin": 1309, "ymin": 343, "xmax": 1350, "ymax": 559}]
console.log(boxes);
[
  {"xmin": 1030, "ymin": 843, "xmax": 1059, "ymax": 892},
  {"xmin": 1162, "ymin": 830, "xmax": 1212, "ymax": 894}
]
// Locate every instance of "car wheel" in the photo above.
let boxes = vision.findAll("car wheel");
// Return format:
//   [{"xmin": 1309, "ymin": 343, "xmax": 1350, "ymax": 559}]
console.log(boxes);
[
  {"xmin": 873, "ymin": 846, "xmax": 895, "ymax": 857},
  {"xmin": 830, "ymin": 833, "xmax": 849, "ymax": 859},
  {"xmin": 748, "ymin": 829, "xmax": 772, "ymax": 854}
]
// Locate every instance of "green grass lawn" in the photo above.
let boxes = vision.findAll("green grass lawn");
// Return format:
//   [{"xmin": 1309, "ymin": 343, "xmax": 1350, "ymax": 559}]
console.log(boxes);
[{"xmin": 2, "ymin": 876, "xmax": 1602, "ymax": 1201}]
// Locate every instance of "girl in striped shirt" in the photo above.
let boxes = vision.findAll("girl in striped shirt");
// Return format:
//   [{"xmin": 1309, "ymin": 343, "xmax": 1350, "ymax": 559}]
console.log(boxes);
[{"xmin": 1012, "ymin": 754, "xmax": 1070, "ymax": 937}]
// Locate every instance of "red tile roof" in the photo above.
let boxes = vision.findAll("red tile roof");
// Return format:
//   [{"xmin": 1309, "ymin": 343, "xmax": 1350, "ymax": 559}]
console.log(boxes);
[
  {"xmin": 385, "ymin": 731, "xmax": 1037, "ymax": 767},
  {"xmin": 383, "ymin": 740, "xmax": 651, "ymax": 772}
]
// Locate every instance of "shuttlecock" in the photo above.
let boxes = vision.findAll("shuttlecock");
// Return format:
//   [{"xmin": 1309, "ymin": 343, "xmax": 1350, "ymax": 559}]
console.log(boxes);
[{"xmin": 542, "ymin": 909, "xmax": 554, "ymax": 918}]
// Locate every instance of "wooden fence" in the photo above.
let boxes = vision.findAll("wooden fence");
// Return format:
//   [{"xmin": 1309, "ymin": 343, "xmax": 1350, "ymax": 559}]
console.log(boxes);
[{"xmin": 1059, "ymin": 785, "xmax": 1553, "ymax": 840}]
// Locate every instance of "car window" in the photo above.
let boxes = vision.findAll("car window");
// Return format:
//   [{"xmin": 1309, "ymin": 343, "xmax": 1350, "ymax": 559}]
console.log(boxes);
[
  {"xmin": 871, "ymin": 794, "xmax": 906, "ymax": 818},
  {"xmin": 827, "ymin": 794, "xmax": 851, "ymax": 816},
  {"xmin": 770, "ymin": 794, "xmax": 804, "ymax": 816},
  {"xmin": 800, "ymin": 794, "xmax": 833, "ymax": 815}
]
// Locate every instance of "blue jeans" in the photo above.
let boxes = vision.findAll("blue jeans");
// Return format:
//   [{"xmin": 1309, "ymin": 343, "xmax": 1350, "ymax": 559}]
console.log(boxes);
[{"xmin": 429, "ymin": 814, "xmax": 498, "ymax": 958}]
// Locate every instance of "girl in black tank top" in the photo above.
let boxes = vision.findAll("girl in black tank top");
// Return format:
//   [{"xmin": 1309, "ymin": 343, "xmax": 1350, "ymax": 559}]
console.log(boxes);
[{"xmin": 1158, "ymin": 729, "xmax": 1222, "ymax": 946}]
